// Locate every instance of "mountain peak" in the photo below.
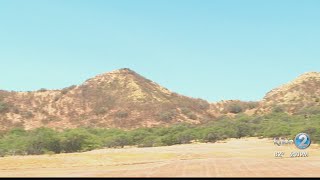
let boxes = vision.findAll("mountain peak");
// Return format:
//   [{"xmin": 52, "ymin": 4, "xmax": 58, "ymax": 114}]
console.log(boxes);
[
  {"xmin": 0, "ymin": 68, "xmax": 214, "ymax": 130},
  {"xmin": 84, "ymin": 68, "xmax": 139, "ymax": 85},
  {"xmin": 277, "ymin": 71, "xmax": 320, "ymax": 91},
  {"xmin": 260, "ymin": 71, "xmax": 320, "ymax": 113},
  {"xmin": 82, "ymin": 68, "xmax": 174, "ymax": 104},
  {"xmin": 295, "ymin": 72, "xmax": 320, "ymax": 82},
  {"xmin": 299, "ymin": 71, "xmax": 320, "ymax": 76},
  {"xmin": 112, "ymin": 68, "xmax": 137, "ymax": 74}
]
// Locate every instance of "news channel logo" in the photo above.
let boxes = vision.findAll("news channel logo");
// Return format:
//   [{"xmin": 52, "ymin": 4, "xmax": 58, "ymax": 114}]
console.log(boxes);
[
  {"xmin": 294, "ymin": 133, "xmax": 311, "ymax": 150},
  {"xmin": 273, "ymin": 133, "xmax": 311, "ymax": 150}
]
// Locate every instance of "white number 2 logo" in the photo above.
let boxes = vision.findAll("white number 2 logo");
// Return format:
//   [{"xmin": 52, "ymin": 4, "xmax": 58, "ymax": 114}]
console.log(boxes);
[
  {"xmin": 298, "ymin": 134, "xmax": 308, "ymax": 147},
  {"xmin": 295, "ymin": 133, "xmax": 311, "ymax": 150}
]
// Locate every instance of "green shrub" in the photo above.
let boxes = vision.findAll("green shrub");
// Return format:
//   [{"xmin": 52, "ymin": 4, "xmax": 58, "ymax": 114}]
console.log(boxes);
[
  {"xmin": 38, "ymin": 88, "xmax": 48, "ymax": 92},
  {"xmin": 129, "ymin": 129, "xmax": 152, "ymax": 144},
  {"xmin": 181, "ymin": 108, "xmax": 191, "ymax": 115},
  {"xmin": 158, "ymin": 111, "xmax": 176, "ymax": 122},
  {"xmin": 21, "ymin": 111, "xmax": 34, "ymax": 119},
  {"xmin": 204, "ymin": 132, "xmax": 220, "ymax": 143},
  {"xmin": 104, "ymin": 134, "xmax": 130, "ymax": 148},
  {"xmin": 26, "ymin": 128, "xmax": 61, "ymax": 155},
  {"xmin": 297, "ymin": 106, "xmax": 320, "ymax": 115},
  {"xmin": 60, "ymin": 128, "xmax": 101, "ymax": 153},
  {"xmin": 115, "ymin": 111, "xmax": 129, "ymax": 118},
  {"xmin": 137, "ymin": 136, "xmax": 161, "ymax": 148},
  {"xmin": 194, "ymin": 99, "xmax": 210, "ymax": 110},
  {"xmin": 94, "ymin": 107, "xmax": 107, "ymax": 115},
  {"xmin": 176, "ymin": 131, "xmax": 194, "ymax": 144},
  {"xmin": 272, "ymin": 106, "xmax": 284, "ymax": 113},
  {"xmin": 161, "ymin": 135, "xmax": 179, "ymax": 146},
  {"xmin": 247, "ymin": 102, "xmax": 259, "ymax": 109},
  {"xmin": 61, "ymin": 85, "xmax": 76, "ymax": 95},
  {"xmin": 226, "ymin": 103, "xmax": 244, "ymax": 114},
  {"xmin": 0, "ymin": 102, "xmax": 9, "ymax": 113},
  {"xmin": 187, "ymin": 112, "xmax": 197, "ymax": 120}
]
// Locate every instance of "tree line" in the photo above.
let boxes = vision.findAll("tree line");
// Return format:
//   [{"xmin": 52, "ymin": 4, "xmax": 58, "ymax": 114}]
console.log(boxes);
[{"xmin": 0, "ymin": 111, "xmax": 320, "ymax": 157}]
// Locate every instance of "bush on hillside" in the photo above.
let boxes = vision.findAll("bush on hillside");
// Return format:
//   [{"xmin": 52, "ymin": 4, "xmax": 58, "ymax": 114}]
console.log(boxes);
[
  {"xmin": 0, "ymin": 101, "xmax": 9, "ymax": 113},
  {"xmin": 158, "ymin": 111, "xmax": 176, "ymax": 122}
]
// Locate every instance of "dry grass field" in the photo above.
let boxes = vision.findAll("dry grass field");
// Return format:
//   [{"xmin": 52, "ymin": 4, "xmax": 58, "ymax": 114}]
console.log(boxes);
[{"xmin": 0, "ymin": 137, "xmax": 319, "ymax": 177}]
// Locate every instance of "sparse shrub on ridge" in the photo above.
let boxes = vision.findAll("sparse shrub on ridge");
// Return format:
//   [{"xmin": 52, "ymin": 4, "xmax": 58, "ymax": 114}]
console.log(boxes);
[
  {"xmin": 158, "ymin": 110, "xmax": 176, "ymax": 122},
  {"xmin": 115, "ymin": 111, "xmax": 129, "ymax": 118},
  {"xmin": 0, "ymin": 101, "xmax": 9, "ymax": 113},
  {"xmin": 227, "ymin": 103, "xmax": 243, "ymax": 114},
  {"xmin": 272, "ymin": 106, "xmax": 284, "ymax": 113},
  {"xmin": 38, "ymin": 88, "xmax": 48, "ymax": 92},
  {"xmin": 61, "ymin": 85, "xmax": 76, "ymax": 95}
]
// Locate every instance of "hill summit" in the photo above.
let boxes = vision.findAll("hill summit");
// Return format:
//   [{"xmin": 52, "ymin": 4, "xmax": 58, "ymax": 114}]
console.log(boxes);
[
  {"xmin": 0, "ymin": 69, "xmax": 319, "ymax": 130},
  {"xmin": 0, "ymin": 68, "xmax": 212, "ymax": 130},
  {"xmin": 259, "ymin": 72, "xmax": 320, "ymax": 114}
]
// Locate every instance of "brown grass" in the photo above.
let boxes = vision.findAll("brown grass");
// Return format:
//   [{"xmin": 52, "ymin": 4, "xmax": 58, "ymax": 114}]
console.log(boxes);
[{"xmin": 0, "ymin": 138, "xmax": 319, "ymax": 177}]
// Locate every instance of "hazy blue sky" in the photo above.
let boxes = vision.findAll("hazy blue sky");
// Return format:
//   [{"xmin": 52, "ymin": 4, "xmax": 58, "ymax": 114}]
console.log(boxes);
[{"xmin": 0, "ymin": 0, "xmax": 319, "ymax": 102}]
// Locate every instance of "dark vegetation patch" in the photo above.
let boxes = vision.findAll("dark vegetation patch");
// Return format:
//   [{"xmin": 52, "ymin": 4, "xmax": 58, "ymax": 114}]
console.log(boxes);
[{"xmin": 1, "ymin": 112, "xmax": 320, "ymax": 157}]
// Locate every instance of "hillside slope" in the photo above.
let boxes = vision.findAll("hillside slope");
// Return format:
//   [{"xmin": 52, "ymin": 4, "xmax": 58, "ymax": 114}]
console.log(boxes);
[
  {"xmin": 258, "ymin": 72, "xmax": 320, "ymax": 114},
  {"xmin": 1, "ymin": 69, "xmax": 319, "ymax": 130},
  {"xmin": 0, "ymin": 68, "xmax": 213, "ymax": 130}
]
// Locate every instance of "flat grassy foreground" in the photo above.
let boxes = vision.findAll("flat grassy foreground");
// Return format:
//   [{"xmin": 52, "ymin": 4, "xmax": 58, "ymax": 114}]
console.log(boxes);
[{"xmin": 0, "ymin": 138, "xmax": 319, "ymax": 177}]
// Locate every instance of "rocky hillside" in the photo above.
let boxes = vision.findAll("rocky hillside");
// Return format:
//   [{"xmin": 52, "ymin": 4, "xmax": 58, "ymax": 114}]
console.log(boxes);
[
  {"xmin": 0, "ymin": 69, "xmax": 319, "ymax": 130},
  {"xmin": 204, "ymin": 72, "xmax": 320, "ymax": 116},
  {"xmin": 258, "ymin": 72, "xmax": 320, "ymax": 114},
  {"xmin": 0, "ymin": 68, "xmax": 213, "ymax": 130}
]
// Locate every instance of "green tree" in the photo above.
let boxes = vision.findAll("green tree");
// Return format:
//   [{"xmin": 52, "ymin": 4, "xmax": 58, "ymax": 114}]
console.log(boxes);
[
  {"xmin": 235, "ymin": 123, "xmax": 251, "ymax": 138},
  {"xmin": 204, "ymin": 132, "xmax": 220, "ymax": 143},
  {"xmin": 26, "ymin": 128, "xmax": 61, "ymax": 155},
  {"xmin": 104, "ymin": 134, "xmax": 131, "ymax": 148},
  {"xmin": 176, "ymin": 131, "xmax": 194, "ymax": 144},
  {"xmin": 226, "ymin": 103, "xmax": 244, "ymax": 114},
  {"xmin": 60, "ymin": 129, "xmax": 101, "ymax": 153},
  {"xmin": 161, "ymin": 135, "xmax": 179, "ymax": 146}
]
